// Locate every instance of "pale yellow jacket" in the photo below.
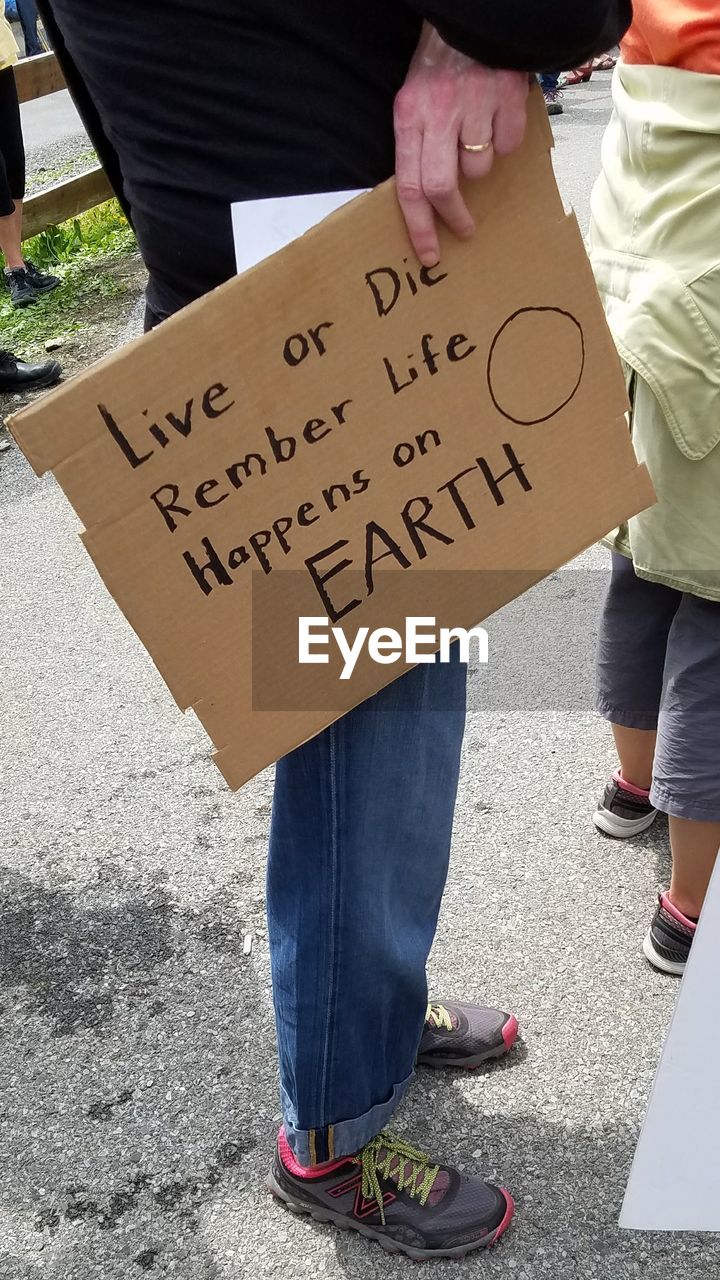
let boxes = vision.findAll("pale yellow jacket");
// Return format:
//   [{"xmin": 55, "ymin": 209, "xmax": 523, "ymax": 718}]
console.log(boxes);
[
  {"xmin": 0, "ymin": 11, "xmax": 18, "ymax": 70},
  {"xmin": 589, "ymin": 62, "xmax": 720, "ymax": 601}
]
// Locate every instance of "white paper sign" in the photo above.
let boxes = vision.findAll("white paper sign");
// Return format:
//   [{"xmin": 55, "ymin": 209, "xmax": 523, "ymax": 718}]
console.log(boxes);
[
  {"xmin": 621, "ymin": 859, "xmax": 720, "ymax": 1230},
  {"xmin": 231, "ymin": 190, "xmax": 365, "ymax": 274}
]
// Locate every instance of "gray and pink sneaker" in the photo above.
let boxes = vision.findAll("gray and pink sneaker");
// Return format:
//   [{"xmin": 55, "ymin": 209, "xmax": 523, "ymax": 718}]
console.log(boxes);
[
  {"xmin": 593, "ymin": 770, "xmax": 658, "ymax": 838},
  {"xmin": 644, "ymin": 892, "xmax": 697, "ymax": 975},
  {"xmin": 418, "ymin": 1000, "xmax": 519, "ymax": 1069},
  {"xmin": 269, "ymin": 1128, "xmax": 514, "ymax": 1260}
]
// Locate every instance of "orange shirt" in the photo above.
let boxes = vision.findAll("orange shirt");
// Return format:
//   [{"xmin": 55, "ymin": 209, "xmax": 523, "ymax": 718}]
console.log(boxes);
[{"xmin": 622, "ymin": 0, "xmax": 720, "ymax": 72}]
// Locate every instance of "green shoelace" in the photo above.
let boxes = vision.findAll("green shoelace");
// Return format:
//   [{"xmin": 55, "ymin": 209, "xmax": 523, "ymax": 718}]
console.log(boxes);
[
  {"xmin": 425, "ymin": 1001, "xmax": 453, "ymax": 1031},
  {"xmin": 358, "ymin": 1132, "xmax": 440, "ymax": 1225}
]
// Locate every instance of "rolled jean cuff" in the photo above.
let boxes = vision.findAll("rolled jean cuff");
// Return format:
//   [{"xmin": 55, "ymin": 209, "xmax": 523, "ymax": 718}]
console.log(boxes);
[
  {"xmin": 283, "ymin": 1071, "xmax": 414, "ymax": 1167},
  {"xmin": 596, "ymin": 697, "xmax": 659, "ymax": 732},
  {"xmin": 650, "ymin": 783, "xmax": 720, "ymax": 825}
]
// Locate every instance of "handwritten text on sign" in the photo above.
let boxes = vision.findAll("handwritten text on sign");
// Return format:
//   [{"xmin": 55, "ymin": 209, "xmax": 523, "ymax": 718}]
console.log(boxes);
[{"xmin": 96, "ymin": 260, "xmax": 585, "ymax": 624}]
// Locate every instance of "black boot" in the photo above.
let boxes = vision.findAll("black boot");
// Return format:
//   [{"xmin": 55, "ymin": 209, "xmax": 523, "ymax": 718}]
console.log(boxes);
[{"xmin": 0, "ymin": 349, "xmax": 62, "ymax": 391}]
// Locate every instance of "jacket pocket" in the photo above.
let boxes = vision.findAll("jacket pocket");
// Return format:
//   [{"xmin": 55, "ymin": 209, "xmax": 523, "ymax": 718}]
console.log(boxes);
[{"xmin": 592, "ymin": 251, "xmax": 720, "ymax": 461}]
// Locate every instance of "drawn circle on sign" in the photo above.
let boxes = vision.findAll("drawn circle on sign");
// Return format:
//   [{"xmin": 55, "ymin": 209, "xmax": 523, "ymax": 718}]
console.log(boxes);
[{"xmin": 486, "ymin": 307, "xmax": 585, "ymax": 425}]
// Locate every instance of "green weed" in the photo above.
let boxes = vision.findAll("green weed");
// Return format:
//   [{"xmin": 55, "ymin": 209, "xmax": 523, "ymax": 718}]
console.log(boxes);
[
  {"xmin": 0, "ymin": 199, "xmax": 140, "ymax": 357},
  {"xmin": 20, "ymin": 198, "xmax": 136, "ymax": 271}
]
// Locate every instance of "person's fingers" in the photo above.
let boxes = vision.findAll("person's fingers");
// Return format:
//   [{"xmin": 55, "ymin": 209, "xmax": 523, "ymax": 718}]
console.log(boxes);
[
  {"xmin": 394, "ymin": 63, "xmax": 529, "ymax": 264},
  {"xmin": 491, "ymin": 71, "xmax": 529, "ymax": 156},
  {"xmin": 420, "ymin": 121, "xmax": 475, "ymax": 244},
  {"xmin": 399, "ymin": 187, "xmax": 439, "ymax": 267},
  {"xmin": 394, "ymin": 112, "xmax": 440, "ymax": 266}
]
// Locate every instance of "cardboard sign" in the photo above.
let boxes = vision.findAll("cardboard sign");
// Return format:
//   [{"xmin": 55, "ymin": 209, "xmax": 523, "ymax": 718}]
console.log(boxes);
[{"xmin": 10, "ymin": 93, "xmax": 653, "ymax": 789}]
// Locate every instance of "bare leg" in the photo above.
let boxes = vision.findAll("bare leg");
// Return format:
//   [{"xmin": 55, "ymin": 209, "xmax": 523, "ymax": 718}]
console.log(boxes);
[
  {"xmin": 611, "ymin": 723, "xmax": 656, "ymax": 790},
  {"xmin": 668, "ymin": 818, "xmax": 720, "ymax": 920},
  {"xmin": 11, "ymin": 198, "xmax": 24, "ymax": 255},
  {"xmin": 0, "ymin": 199, "xmax": 24, "ymax": 270}
]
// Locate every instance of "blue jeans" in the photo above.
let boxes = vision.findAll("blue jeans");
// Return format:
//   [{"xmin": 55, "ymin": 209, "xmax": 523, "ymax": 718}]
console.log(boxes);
[
  {"xmin": 539, "ymin": 72, "xmax": 560, "ymax": 92},
  {"xmin": 17, "ymin": 0, "xmax": 42, "ymax": 56},
  {"xmin": 267, "ymin": 653, "xmax": 467, "ymax": 1166}
]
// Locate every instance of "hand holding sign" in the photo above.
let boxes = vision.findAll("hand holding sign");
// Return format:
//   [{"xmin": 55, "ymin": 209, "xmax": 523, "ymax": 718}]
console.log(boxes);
[{"xmin": 394, "ymin": 23, "xmax": 529, "ymax": 266}]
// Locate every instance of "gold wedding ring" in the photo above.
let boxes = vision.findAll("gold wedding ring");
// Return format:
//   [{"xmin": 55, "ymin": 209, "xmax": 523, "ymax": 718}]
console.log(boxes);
[{"xmin": 459, "ymin": 140, "xmax": 492, "ymax": 153}]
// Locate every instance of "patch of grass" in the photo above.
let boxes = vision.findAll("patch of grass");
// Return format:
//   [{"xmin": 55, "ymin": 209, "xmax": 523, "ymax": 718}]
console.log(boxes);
[
  {"xmin": 0, "ymin": 199, "xmax": 139, "ymax": 357},
  {"xmin": 22, "ymin": 198, "xmax": 137, "ymax": 270}
]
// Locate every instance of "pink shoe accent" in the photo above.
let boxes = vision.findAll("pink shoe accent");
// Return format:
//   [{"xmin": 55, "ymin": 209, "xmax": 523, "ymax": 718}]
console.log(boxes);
[
  {"xmin": 491, "ymin": 1189, "xmax": 515, "ymax": 1246},
  {"xmin": 660, "ymin": 892, "xmax": 697, "ymax": 932},
  {"xmin": 502, "ymin": 1015, "xmax": 519, "ymax": 1051},
  {"xmin": 277, "ymin": 1127, "xmax": 350, "ymax": 1180},
  {"xmin": 613, "ymin": 769, "xmax": 651, "ymax": 799}
]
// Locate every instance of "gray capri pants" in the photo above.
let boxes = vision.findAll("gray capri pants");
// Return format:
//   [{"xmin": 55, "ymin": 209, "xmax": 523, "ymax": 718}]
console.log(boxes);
[{"xmin": 597, "ymin": 552, "xmax": 720, "ymax": 823}]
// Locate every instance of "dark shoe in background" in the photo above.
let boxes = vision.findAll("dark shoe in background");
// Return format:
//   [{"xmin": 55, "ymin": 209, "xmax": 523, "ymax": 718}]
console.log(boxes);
[
  {"xmin": 0, "ymin": 348, "xmax": 62, "ymax": 391},
  {"xmin": 23, "ymin": 258, "xmax": 60, "ymax": 294},
  {"xmin": 5, "ymin": 267, "xmax": 38, "ymax": 308},
  {"xmin": 543, "ymin": 88, "xmax": 564, "ymax": 116}
]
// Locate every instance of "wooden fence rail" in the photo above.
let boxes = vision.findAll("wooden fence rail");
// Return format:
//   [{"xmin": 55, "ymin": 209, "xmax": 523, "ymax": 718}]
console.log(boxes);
[
  {"xmin": 14, "ymin": 51, "xmax": 113, "ymax": 240},
  {"xmin": 14, "ymin": 49, "xmax": 64, "ymax": 102}
]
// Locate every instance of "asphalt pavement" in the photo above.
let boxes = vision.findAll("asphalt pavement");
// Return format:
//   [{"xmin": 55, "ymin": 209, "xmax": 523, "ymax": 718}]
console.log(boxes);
[
  {"xmin": 4, "ymin": 73, "xmax": 720, "ymax": 1280},
  {"xmin": 20, "ymin": 89, "xmax": 84, "ymax": 152},
  {"xmin": 19, "ymin": 88, "xmax": 93, "ymax": 200}
]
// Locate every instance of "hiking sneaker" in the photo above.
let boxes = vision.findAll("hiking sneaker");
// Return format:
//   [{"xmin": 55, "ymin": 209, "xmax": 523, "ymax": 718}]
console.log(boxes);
[
  {"xmin": 23, "ymin": 258, "xmax": 60, "ymax": 294},
  {"xmin": 269, "ymin": 1129, "xmax": 514, "ymax": 1260},
  {"xmin": 593, "ymin": 770, "xmax": 658, "ymax": 838},
  {"xmin": 644, "ymin": 892, "xmax": 696, "ymax": 976},
  {"xmin": 5, "ymin": 267, "xmax": 37, "ymax": 308},
  {"xmin": 543, "ymin": 88, "xmax": 564, "ymax": 116},
  {"xmin": 418, "ymin": 1000, "xmax": 518, "ymax": 1069}
]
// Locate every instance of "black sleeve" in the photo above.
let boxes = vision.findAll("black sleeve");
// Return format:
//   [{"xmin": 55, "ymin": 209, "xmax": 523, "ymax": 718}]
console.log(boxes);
[{"xmin": 410, "ymin": 0, "xmax": 632, "ymax": 71}]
